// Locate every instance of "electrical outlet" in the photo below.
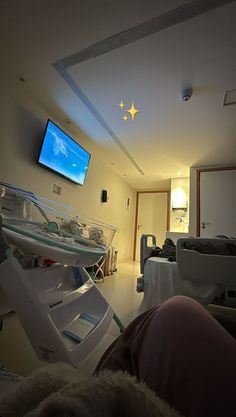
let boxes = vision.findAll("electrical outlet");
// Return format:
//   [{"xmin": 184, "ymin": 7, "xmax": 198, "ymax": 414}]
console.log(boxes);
[{"xmin": 53, "ymin": 184, "xmax": 61, "ymax": 195}]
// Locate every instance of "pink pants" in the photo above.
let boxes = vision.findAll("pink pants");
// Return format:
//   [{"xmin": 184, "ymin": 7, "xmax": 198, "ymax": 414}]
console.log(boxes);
[{"xmin": 95, "ymin": 296, "xmax": 236, "ymax": 417}]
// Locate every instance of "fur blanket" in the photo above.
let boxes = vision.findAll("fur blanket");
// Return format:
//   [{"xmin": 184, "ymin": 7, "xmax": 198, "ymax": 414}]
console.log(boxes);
[{"xmin": 0, "ymin": 363, "xmax": 184, "ymax": 417}]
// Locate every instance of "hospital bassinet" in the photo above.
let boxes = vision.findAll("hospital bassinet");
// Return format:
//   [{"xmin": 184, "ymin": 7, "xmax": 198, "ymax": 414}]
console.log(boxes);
[{"xmin": 0, "ymin": 182, "xmax": 122, "ymax": 366}]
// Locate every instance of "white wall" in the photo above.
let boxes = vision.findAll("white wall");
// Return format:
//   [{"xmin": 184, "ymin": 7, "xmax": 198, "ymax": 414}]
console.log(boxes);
[{"xmin": 0, "ymin": 75, "xmax": 136, "ymax": 262}]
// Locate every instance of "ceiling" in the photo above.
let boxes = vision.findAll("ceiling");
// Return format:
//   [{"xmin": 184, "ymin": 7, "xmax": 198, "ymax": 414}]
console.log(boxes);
[{"xmin": 0, "ymin": 0, "xmax": 235, "ymax": 189}]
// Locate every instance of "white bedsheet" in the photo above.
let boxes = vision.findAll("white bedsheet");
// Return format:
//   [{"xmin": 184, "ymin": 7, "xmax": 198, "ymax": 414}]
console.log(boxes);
[{"xmin": 139, "ymin": 257, "xmax": 220, "ymax": 313}]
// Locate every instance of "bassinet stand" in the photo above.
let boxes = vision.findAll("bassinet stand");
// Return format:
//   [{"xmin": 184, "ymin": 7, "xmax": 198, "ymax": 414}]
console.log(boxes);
[{"xmin": 0, "ymin": 217, "xmax": 124, "ymax": 366}]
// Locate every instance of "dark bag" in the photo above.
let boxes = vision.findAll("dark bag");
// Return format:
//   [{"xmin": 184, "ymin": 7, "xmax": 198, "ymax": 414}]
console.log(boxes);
[{"xmin": 152, "ymin": 238, "xmax": 176, "ymax": 261}]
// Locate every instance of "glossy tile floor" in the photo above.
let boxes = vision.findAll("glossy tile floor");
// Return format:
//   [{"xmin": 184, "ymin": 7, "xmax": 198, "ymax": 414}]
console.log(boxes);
[{"xmin": 0, "ymin": 261, "xmax": 142, "ymax": 377}]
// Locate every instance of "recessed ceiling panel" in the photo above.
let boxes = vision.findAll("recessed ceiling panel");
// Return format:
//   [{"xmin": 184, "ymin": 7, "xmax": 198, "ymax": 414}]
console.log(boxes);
[
  {"xmin": 61, "ymin": 3, "xmax": 236, "ymax": 181},
  {"xmin": 51, "ymin": 0, "xmax": 236, "ymax": 186}
]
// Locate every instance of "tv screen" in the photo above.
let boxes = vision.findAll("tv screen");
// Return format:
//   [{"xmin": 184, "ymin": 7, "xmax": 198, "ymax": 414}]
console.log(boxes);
[{"xmin": 38, "ymin": 120, "xmax": 91, "ymax": 185}]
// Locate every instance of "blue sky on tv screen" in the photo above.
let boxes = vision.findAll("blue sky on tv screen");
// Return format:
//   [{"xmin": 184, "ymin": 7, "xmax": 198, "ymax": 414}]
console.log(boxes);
[{"xmin": 38, "ymin": 121, "xmax": 90, "ymax": 184}]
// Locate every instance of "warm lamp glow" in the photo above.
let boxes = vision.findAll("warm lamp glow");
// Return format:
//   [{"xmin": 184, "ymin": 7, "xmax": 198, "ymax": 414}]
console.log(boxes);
[{"xmin": 172, "ymin": 188, "xmax": 187, "ymax": 210}]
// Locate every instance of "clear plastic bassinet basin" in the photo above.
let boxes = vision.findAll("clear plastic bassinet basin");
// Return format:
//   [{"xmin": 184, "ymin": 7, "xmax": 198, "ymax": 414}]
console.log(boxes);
[{"xmin": 0, "ymin": 182, "xmax": 117, "ymax": 263}]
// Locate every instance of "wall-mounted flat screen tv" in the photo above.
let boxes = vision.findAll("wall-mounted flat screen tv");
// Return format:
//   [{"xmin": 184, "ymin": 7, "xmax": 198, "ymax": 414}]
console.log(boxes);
[{"xmin": 38, "ymin": 119, "xmax": 91, "ymax": 185}]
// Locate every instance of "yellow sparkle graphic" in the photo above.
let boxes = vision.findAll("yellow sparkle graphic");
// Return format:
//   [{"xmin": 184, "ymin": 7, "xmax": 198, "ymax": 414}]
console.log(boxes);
[
  {"xmin": 119, "ymin": 100, "xmax": 125, "ymax": 109},
  {"xmin": 123, "ymin": 114, "xmax": 129, "ymax": 123},
  {"xmin": 127, "ymin": 100, "xmax": 140, "ymax": 121}
]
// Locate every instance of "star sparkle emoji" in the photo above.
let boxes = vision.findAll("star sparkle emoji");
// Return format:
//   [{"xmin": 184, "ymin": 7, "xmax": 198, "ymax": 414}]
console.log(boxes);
[{"xmin": 127, "ymin": 100, "xmax": 140, "ymax": 121}]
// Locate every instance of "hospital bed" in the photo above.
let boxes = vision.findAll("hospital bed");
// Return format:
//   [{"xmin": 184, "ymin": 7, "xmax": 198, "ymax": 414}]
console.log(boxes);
[
  {"xmin": 0, "ymin": 182, "xmax": 123, "ymax": 367},
  {"xmin": 137, "ymin": 234, "xmax": 236, "ymax": 313}
]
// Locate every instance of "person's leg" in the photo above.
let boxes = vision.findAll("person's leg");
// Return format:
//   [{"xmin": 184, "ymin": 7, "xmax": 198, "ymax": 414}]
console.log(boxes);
[
  {"xmin": 96, "ymin": 296, "xmax": 236, "ymax": 417},
  {"xmin": 95, "ymin": 306, "xmax": 159, "ymax": 375},
  {"xmin": 132, "ymin": 296, "xmax": 236, "ymax": 417}
]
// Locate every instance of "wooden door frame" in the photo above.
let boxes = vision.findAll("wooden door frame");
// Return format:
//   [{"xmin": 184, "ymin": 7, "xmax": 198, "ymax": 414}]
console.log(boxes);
[
  {"xmin": 133, "ymin": 190, "xmax": 170, "ymax": 261},
  {"xmin": 196, "ymin": 166, "xmax": 236, "ymax": 236}
]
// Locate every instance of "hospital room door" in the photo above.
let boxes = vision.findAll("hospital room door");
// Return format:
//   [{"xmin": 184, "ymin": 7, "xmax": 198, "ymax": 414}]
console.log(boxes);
[
  {"xmin": 197, "ymin": 168, "xmax": 236, "ymax": 237},
  {"xmin": 134, "ymin": 191, "xmax": 170, "ymax": 262}
]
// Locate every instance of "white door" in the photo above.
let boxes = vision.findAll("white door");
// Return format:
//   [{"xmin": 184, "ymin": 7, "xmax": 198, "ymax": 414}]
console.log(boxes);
[
  {"xmin": 135, "ymin": 192, "xmax": 168, "ymax": 261},
  {"xmin": 200, "ymin": 169, "xmax": 236, "ymax": 237}
]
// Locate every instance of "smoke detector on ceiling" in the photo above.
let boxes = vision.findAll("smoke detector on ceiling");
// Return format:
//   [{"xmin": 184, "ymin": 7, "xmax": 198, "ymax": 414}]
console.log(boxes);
[{"xmin": 180, "ymin": 87, "xmax": 193, "ymax": 102}]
